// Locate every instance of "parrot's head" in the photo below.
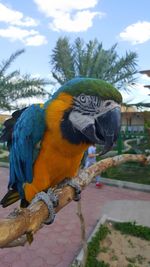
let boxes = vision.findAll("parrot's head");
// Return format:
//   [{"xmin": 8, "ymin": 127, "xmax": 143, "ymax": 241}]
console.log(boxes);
[{"xmin": 49, "ymin": 78, "xmax": 122, "ymax": 155}]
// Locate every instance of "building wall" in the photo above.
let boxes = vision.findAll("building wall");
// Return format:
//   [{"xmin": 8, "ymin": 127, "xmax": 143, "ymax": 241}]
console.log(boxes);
[{"xmin": 121, "ymin": 112, "xmax": 144, "ymax": 132}]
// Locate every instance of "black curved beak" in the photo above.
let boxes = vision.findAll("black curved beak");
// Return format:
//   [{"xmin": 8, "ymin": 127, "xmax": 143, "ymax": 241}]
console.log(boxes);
[
  {"xmin": 96, "ymin": 107, "xmax": 121, "ymax": 155},
  {"xmin": 68, "ymin": 105, "xmax": 121, "ymax": 152}
]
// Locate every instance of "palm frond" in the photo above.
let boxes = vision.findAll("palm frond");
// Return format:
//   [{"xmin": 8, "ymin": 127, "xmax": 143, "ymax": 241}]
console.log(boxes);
[{"xmin": 0, "ymin": 49, "xmax": 25, "ymax": 77}]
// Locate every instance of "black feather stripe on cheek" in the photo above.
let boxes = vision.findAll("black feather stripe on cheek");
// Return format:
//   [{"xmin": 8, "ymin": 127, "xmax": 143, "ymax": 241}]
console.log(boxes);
[{"xmin": 60, "ymin": 110, "xmax": 91, "ymax": 145}]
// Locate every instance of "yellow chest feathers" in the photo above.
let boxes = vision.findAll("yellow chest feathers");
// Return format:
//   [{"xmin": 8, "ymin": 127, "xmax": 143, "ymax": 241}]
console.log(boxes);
[
  {"xmin": 31, "ymin": 93, "xmax": 88, "ymax": 190},
  {"xmin": 45, "ymin": 92, "xmax": 87, "ymax": 155}
]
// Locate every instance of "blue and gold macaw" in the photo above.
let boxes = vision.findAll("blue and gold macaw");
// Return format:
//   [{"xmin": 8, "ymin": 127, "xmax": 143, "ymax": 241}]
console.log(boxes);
[{"xmin": 0, "ymin": 78, "xmax": 122, "ymax": 223}]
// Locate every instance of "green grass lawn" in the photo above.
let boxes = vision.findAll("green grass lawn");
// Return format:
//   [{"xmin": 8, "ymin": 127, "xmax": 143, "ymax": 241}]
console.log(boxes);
[
  {"xmin": 102, "ymin": 162, "xmax": 150, "ymax": 185},
  {"xmin": 0, "ymin": 146, "xmax": 9, "ymax": 162},
  {"xmin": 0, "ymin": 144, "xmax": 8, "ymax": 151},
  {"xmin": 0, "ymin": 156, "xmax": 9, "ymax": 162},
  {"xmin": 125, "ymin": 135, "xmax": 150, "ymax": 153}
]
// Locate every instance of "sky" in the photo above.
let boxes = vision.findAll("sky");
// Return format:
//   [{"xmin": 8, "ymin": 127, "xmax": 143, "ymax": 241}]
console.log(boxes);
[{"xmin": 0, "ymin": 0, "xmax": 150, "ymax": 107}]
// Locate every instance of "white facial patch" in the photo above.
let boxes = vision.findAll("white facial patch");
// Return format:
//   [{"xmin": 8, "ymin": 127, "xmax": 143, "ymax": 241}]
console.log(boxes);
[{"xmin": 69, "ymin": 111, "xmax": 95, "ymax": 131}]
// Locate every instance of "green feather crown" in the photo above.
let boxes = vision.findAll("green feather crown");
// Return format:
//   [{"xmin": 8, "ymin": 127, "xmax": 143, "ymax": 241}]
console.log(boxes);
[{"xmin": 53, "ymin": 78, "xmax": 122, "ymax": 104}]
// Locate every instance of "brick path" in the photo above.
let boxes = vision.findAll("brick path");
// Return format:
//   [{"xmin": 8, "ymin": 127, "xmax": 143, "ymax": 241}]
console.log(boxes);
[{"xmin": 0, "ymin": 167, "xmax": 149, "ymax": 267}]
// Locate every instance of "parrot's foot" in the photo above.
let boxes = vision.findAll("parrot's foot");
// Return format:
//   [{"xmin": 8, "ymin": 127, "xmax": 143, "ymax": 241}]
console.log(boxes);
[
  {"xmin": 31, "ymin": 189, "xmax": 58, "ymax": 225},
  {"xmin": 58, "ymin": 178, "xmax": 81, "ymax": 201},
  {"xmin": 47, "ymin": 188, "xmax": 59, "ymax": 208}
]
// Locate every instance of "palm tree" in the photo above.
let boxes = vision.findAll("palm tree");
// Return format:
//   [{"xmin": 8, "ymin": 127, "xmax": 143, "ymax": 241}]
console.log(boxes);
[
  {"xmin": 0, "ymin": 49, "xmax": 47, "ymax": 110},
  {"xmin": 51, "ymin": 37, "xmax": 75, "ymax": 84},
  {"xmin": 50, "ymin": 37, "xmax": 138, "ymax": 89}
]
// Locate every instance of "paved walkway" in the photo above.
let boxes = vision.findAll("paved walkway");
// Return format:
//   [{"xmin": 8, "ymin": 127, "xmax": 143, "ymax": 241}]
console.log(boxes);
[
  {"xmin": 101, "ymin": 200, "xmax": 150, "ymax": 227},
  {"xmin": 0, "ymin": 167, "xmax": 149, "ymax": 267}
]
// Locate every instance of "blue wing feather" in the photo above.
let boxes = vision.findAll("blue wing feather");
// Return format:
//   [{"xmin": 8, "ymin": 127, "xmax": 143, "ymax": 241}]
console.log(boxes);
[{"xmin": 9, "ymin": 104, "xmax": 46, "ymax": 198}]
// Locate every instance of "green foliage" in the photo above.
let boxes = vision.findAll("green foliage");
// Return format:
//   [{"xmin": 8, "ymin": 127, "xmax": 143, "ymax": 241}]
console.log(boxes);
[
  {"xmin": 85, "ymin": 221, "xmax": 150, "ymax": 266},
  {"xmin": 51, "ymin": 37, "xmax": 75, "ymax": 84},
  {"xmin": 50, "ymin": 37, "xmax": 138, "ymax": 89},
  {"xmin": 102, "ymin": 161, "xmax": 150, "ymax": 185},
  {"xmin": 84, "ymin": 221, "xmax": 150, "ymax": 266},
  {"xmin": 145, "ymin": 121, "xmax": 150, "ymax": 128},
  {"xmin": 0, "ymin": 145, "xmax": 9, "ymax": 162},
  {"xmin": 0, "ymin": 156, "xmax": 9, "ymax": 163},
  {"xmin": 0, "ymin": 49, "xmax": 48, "ymax": 110},
  {"xmin": 86, "ymin": 225, "xmax": 110, "ymax": 267},
  {"xmin": 144, "ymin": 111, "xmax": 150, "ymax": 128},
  {"xmin": 126, "ymin": 136, "xmax": 150, "ymax": 153},
  {"xmin": 114, "ymin": 221, "xmax": 150, "ymax": 241}
]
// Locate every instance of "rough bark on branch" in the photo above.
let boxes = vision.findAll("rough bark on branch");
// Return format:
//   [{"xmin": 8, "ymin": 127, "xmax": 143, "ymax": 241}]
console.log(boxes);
[{"xmin": 0, "ymin": 154, "xmax": 149, "ymax": 248}]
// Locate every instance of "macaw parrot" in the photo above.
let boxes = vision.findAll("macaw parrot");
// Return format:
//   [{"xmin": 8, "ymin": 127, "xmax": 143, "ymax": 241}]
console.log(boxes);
[{"xmin": 0, "ymin": 78, "xmax": 122, "ymax": 223}]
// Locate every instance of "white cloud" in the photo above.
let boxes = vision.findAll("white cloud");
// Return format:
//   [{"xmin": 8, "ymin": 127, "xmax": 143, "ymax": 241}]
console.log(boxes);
[
  {"xmin": 50, "ymin": 10, "xmax": 100, "ymax": 32},
  {"xmin": 0, "ymin": 2, "xmax": 38, "ymax": 27},
  {"xmin": 119, "ymin": 21, "xmax": 150, "ymax": 45},
  {"xmin": 25, "ymin": 34, "xmax": 47, "ymax": 46},
  {"xmin": 0, "ymin": 26, "xmax": 37, "ymax": 40},
  {"xmin": 34, "ymin": 0, "xmax": 104, "ymax": 32},
  {"xmin": 34, "ymin": 0, "xmax": 98, "ymax": 16},
  {"xmin": 0, "ymin": 26, "xmax": 47, "ymax": 46}
]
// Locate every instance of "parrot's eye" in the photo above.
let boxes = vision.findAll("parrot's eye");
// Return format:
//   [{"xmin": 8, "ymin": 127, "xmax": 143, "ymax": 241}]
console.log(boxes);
[
  {"xmin": 74, "ymin": 95, "xmax": 101, "ymax": 114},
  {"xmin": 79, "ymin": 94, "xmax": 87, "ymax": 103}
]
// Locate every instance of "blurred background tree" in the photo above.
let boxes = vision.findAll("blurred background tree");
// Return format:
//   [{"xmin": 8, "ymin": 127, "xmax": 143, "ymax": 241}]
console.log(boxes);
[
  {"xmin": 50, "ymin": 37, "xmax": 138, "ymax": 89},
  {"xmin": 0, "ymin": 49, "xmax": 48, "ymax": 110}
]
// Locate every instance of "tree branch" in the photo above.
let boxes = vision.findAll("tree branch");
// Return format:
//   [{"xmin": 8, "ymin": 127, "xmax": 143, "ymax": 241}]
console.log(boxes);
[
  {"xmin": 0, "ymin": 154, "xmax": 149, "ymax": 248},
  {"xmin": 77, "ymin": 200, "xmax": 87, "ymax": 267}
]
